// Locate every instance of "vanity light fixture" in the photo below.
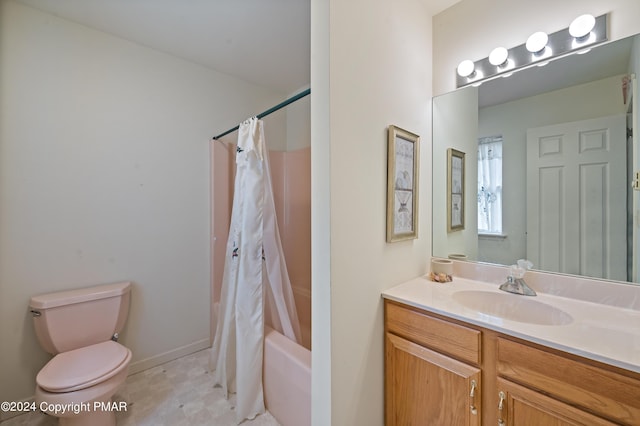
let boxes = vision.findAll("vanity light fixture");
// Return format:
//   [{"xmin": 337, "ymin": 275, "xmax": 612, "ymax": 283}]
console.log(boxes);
[
  {"xmin": 489, "ymin": 47, "xmax": 509, "ymax": 67},
  {"xmin": 457, "ymin": 59, "xmax": 484, "ymax": 84},
  {"xmin": 570, "ymin": 14, "xmax": 597, "ymax": 52},
  {"xmin": 527, "ymin": 31, "xmax": 552, "ymax": 63},
  {"xmin": 455, "ymin": 13, "xmax": 607, "ymax": 88},
  {"xmin": 569, "ymin": 14, "xmax": 596, "ymax": 40},
  {"xmin": 526, "ymin": 32, "xmax": 548, "ymax": 55},
  {"xmin": 456, "ymin": 59, "xmax": 475, "ymax": 78}
]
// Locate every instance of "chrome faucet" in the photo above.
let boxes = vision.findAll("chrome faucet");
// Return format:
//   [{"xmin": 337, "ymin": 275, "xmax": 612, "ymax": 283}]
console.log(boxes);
[{"xmin": 499, "ymin": 259, "xmax": 536, "ymax": 296}]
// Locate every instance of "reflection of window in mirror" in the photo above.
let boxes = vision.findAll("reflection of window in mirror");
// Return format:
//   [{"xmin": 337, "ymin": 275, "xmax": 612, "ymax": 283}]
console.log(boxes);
[{"xmin": 478, "ymin": 136, "xmax": 503, "ymax": 235}]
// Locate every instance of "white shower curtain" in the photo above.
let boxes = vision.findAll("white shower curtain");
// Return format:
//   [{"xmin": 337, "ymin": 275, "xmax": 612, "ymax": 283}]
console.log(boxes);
[{"xmin": 210, "ymin": 117, "xmax": 301, "ymax": 424}]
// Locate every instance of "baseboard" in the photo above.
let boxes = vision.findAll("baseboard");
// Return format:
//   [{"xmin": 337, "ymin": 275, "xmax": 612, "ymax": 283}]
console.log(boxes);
[{"xmin": 127, "ymin": 338, "xmax": 210, "ymax": 375}]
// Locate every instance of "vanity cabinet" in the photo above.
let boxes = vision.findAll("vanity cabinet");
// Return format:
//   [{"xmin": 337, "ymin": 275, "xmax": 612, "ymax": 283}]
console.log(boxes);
[
  {"xmin": 384, "ymin": 300, "xmax": 640, "ymax": 426},
  {"xmin": 385, "ymin": 301, "xmax": 481, "ymax": 425}
]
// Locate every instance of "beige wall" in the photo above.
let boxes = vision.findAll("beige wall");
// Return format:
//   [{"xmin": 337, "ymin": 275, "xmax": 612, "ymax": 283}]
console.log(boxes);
[
  {"xmin": 433, "ymin": 0, "xmax": 640, "ymax": 96},
  {"xmin": 0, "ymin": 0, "xmax": 285, "ymax": 405},
  {"xmin": 311, "ymin": 0, "xmax": 433, "ymax": 424}
]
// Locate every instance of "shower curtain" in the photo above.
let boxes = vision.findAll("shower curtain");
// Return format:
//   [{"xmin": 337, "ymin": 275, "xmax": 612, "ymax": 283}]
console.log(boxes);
[{"xmin": 210, "ymin": 117, "xmax": 301, "ymax": 423}]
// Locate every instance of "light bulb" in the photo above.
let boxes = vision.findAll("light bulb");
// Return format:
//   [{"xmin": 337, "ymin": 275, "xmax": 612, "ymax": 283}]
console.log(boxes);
[
  {"xmin": 569, "ymin": 14, "xmax": 595, "ymax": 39},
  {"xmin": 457, "ymin": 60, "xmax": 475, "ymax": 78},
  {"xmin": 526, "ymin": 32, "xmax": 548, "ymax": 54},
  {"xmin": 489, "ymin": 47, "xmax": 509, "ymax": 67}
]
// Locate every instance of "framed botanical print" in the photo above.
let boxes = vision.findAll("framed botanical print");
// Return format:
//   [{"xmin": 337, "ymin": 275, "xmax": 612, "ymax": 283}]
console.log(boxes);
[
  {"xmin": 447, "ymin": 148, "xmax": 465, "ymax": 232},
  {"xmin": 386, "ymin": 125, "xmax": 420, "ymax": 242}
]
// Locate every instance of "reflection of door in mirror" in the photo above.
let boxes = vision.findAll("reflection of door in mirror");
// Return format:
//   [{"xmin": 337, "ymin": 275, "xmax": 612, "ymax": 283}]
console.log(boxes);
[{"xmin": 526, "ymin": 115, "xmax": 626, "ymax": 281}]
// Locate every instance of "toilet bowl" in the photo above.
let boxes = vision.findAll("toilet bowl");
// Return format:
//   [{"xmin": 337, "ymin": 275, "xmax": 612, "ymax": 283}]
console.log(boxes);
[{"xmin": 30, "ymin": 282, "xmax": 132, "ymax": 426}]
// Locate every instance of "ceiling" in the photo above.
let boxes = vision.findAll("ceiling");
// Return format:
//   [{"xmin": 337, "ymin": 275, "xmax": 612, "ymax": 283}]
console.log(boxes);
[{"xmin": 15, "ymin": 0, "xmax": 461, "ymax": 94}]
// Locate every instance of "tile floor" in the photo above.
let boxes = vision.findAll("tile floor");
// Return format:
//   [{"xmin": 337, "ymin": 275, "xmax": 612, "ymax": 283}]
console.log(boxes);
[{"xmin": 1, "ymin": 349, "xmax": 281, "ymax": 426}]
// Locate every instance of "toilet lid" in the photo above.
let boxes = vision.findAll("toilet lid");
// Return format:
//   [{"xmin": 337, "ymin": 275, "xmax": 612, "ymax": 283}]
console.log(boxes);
[{"xmin": 37, "ymin": 341, "xmax": 130, "ymax": 392}]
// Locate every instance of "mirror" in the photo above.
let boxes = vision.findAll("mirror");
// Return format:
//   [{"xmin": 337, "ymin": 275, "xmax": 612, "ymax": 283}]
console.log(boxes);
[{"xmin": 433, "ymin": 32, "xmax": 640, "ymax": 284}]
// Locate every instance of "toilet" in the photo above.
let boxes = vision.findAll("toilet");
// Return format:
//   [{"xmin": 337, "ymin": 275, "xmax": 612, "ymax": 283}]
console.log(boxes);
[{"xmin": 29, "ymin": 282, "xmax": 132, "ymax": 426}]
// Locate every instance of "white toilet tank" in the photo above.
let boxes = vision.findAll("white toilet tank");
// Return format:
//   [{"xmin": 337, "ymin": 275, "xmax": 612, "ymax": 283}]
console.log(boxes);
[{"xmin": 30, "ymin": 282, "xmax": 131, "ymax": 354}]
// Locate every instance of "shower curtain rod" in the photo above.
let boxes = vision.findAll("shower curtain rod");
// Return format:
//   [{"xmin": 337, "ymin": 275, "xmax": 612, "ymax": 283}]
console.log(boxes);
[{"xmin": 212, "ymin": 88, "xmax": 311, "ymax": 140}]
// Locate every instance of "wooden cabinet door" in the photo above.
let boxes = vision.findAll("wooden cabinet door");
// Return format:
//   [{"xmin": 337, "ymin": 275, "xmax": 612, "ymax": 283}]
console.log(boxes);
[
  {"xmin": 385, "ymin": 332, "xmax": 481, "ymax": 426},
  {"xmin": 496, "ymin": 378, "xmax": 618, "ymax": 426}
]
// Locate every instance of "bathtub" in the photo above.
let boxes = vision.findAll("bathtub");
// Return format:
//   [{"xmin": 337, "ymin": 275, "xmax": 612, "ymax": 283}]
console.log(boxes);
[{"xmin": 263, "ymin": 326, "xmax": 311, "ymax": 426}]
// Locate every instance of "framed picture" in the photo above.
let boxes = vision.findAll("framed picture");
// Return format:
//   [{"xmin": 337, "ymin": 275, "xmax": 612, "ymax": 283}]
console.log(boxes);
[
  {"xmin": 447, "ymin": 148, "xmax": 465, "ymax": 232},
  {"xmin": 386, "ymin": 125, "xmax": 420, "ymax": 242}
]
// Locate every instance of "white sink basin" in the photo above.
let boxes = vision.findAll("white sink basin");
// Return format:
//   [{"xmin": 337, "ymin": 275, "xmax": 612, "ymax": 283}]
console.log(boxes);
[{"xmin": 453, "ymin": 290, "xmax": 573, "ymax": 326}]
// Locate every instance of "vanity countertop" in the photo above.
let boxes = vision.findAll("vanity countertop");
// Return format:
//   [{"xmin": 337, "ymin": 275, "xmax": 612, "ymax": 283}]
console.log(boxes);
[{"xmin": 382, "ymin": 275, "xmax": 640, "ymax": 373}]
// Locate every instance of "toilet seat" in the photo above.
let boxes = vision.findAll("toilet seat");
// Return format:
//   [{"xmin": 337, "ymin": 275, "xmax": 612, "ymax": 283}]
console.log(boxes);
[{"xmin": 37, "ymin": 340, "xmax": 130, "ymax": 393}]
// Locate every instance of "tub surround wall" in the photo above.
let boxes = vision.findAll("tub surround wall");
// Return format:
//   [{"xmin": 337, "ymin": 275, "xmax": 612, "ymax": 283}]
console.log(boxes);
[
  {"xmin": 269, "ymin": 148, "xmax": 312, "ymax": 347},
  {"xmin": 0, "ymin": 0, "xmax": 286, "ymax": 407}
]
